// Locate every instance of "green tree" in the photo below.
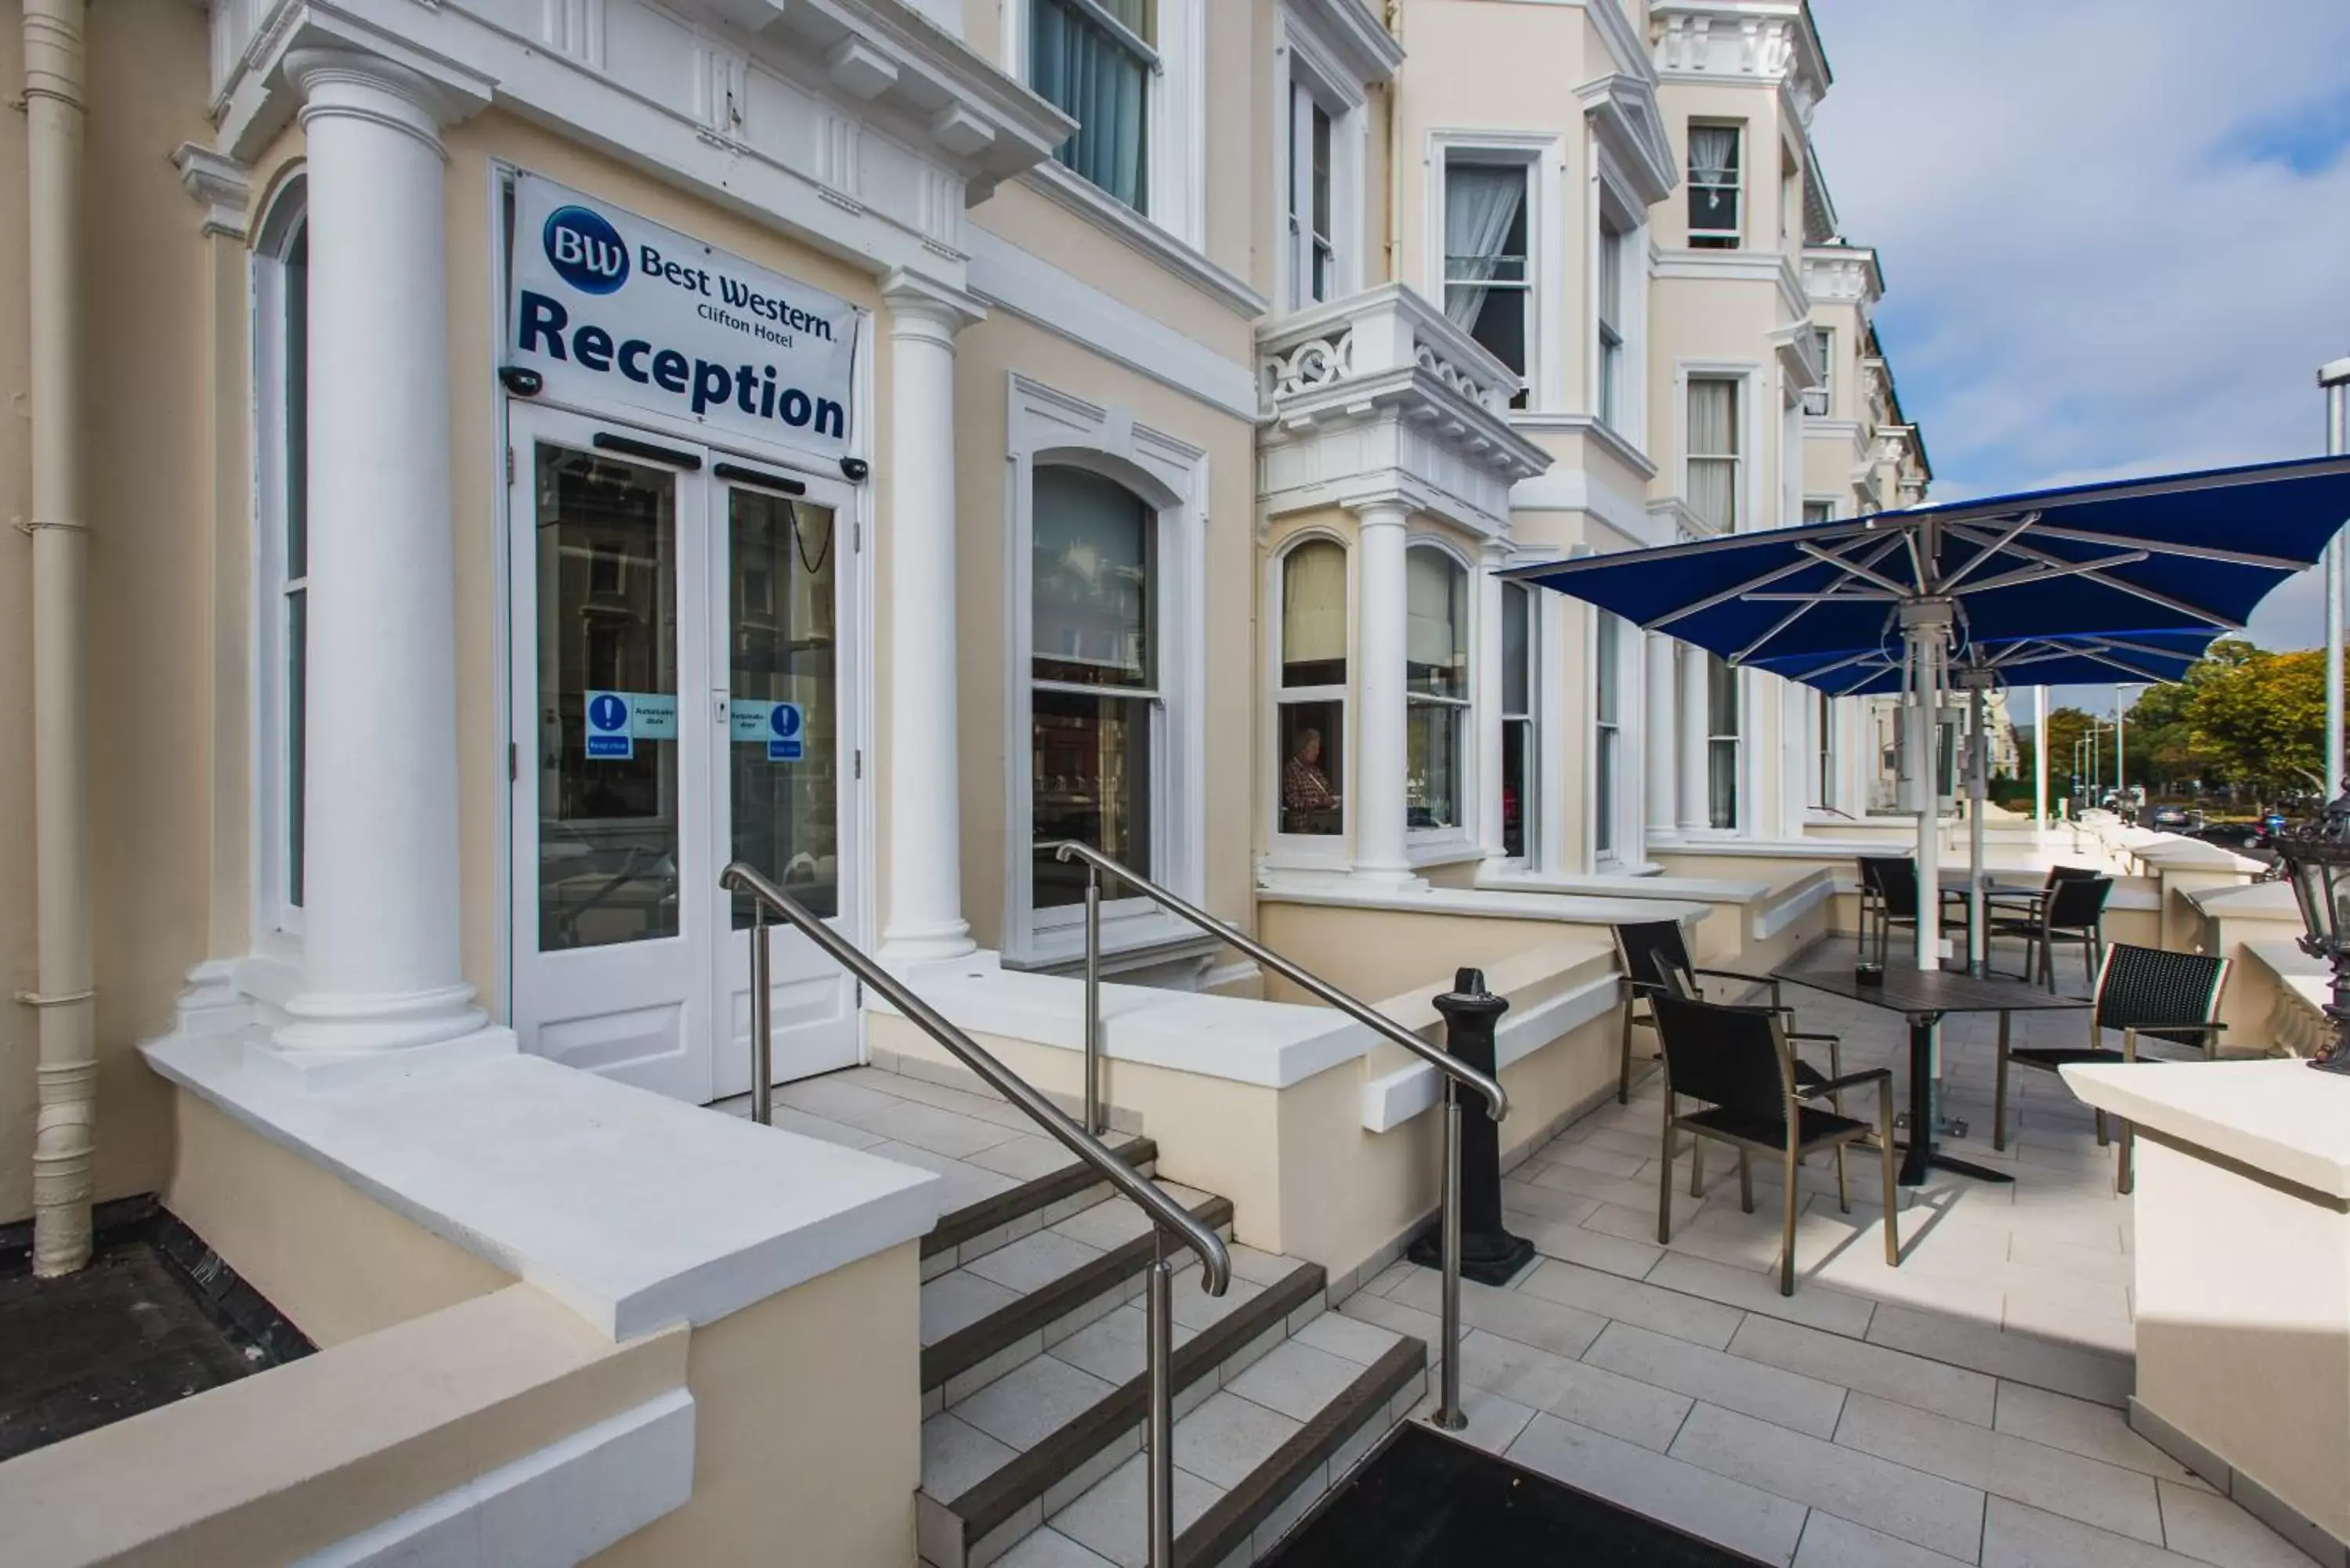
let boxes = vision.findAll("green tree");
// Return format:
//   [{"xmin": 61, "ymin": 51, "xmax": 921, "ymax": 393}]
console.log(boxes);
[{"xmin": 2186, "ymin": 644, "xmax": 2333, "ymax": 798}]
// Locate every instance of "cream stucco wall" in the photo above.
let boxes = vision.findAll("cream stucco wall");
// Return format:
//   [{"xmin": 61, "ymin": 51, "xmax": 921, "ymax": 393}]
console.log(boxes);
[{"xmin": 0, "ymin": 0, "xmax": 226, "ymax": 1225}]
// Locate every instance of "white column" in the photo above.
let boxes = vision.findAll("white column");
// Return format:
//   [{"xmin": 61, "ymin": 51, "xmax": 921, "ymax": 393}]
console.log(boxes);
[
  {"xmin": 2034, "ymin": 685, "xmax": 2048, "ymax": 829},
  {"xmin": 1352, "ymin": 504, "xmax": 1411, "ymax": 880},
  {"xmin": 277, "ymin": 50, "xmax": 485, "ymax": 1053},
  {"xmin": 1678, "ymin": 644, "xmax": 1710, "ymax": 833},
  {"xmin": 879, "ymin": 274, "xmax": 983, "ymax": 960},
  {"xmin": 1644, "ymin": 631, "xmax": 1676, "ymax": 841},
  {"xmin": 1475, "ymin": 538, "xmax": 1507, "ymax": 861}
]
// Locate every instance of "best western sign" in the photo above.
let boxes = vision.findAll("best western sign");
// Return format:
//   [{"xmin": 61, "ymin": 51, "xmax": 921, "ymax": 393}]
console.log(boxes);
[{"xmin": 509, "ymin": 175, "xmax": 861, "ymax": 461}]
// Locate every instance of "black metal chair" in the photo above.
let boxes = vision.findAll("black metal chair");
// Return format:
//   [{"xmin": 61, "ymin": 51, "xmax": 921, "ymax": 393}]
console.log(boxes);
[
  {"xmin": 1858, "ymin": 855, "xmax": 1970, "ymax": 963},
  {"xmin": 1990, "ymin": 874, "xmax": 2112, "ymax": 990},
  {"xmin": 1612, "ymin": 920, "xmax": 1842, "ymax": 1104},
  {"xmin": 1994, "ymin": 942, "xmax": 2229, "ymax": 1191},
  {"xmin": 1651, "ymin": 992, "xmax": 1899, "ymax": 1295}
]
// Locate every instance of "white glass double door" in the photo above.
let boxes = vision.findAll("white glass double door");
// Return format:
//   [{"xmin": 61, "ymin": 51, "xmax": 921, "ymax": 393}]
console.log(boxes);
[{"xmin": 508, "ymin": 404, "xmax": 859, "ymax": 1103}]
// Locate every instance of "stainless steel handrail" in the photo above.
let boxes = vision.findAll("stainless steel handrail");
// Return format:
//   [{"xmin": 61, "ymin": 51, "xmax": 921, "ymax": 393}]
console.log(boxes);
[
  {"xmin": 1049, "ymin": 841, "xmax": 1509, "ymax": 1122},
  {"xmin": 1048, "ymin": 839, "xmax": 1506, "ymax": 1433},
  {"xmin": 723, "ymin": 862, "xmax": 1227, "ymax": 1568}
]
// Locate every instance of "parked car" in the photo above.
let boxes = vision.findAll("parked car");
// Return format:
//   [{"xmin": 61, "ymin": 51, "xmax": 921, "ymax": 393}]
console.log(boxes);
[{"xmin": 2149, "ymin": 805, "xmax": 2195, "ymax": 831}]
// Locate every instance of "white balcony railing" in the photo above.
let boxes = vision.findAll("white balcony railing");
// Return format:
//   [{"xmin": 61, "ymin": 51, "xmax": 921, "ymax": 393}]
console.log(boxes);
[{"xmin": 1258, "ymin": 283, "xmax": 1520, "ymax": 419}]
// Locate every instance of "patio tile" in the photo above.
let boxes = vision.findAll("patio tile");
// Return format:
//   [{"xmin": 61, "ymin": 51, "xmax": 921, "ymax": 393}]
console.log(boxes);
[
  {"xmin": 923, "ymin": 1411, "xmax": 1016, "ymax": 1500},
  {"xmin": 1835, "ymin": 1391, "xmax": 2164, "ymax": 1545},
  {"xmin": 1514, "ymin": 1259, "xmax": 1744, "ymax": 1350},
  {"xmin": 956, "ymin": 1354, "xmax": 1120, "ymax": 1452},
  {"xmin": 1866, "ymin": 1301, "xmax": 2134, "ymax": 1406},
  {"xmin": 1793, "ymin": 1511, "xmax": 1979, "ymax": 1568},
  {"xmin": 921, "ymin": 1269, "xmax": 1021, "ymax": 1345},
  {"xmin": 1386, "ymin": 1264, "xmax": 1610, "ymax": 1360},
  {"xmin": 968, "ymin": 1134, "xmax": 1086, "ymax": 1181},
  {"xmin": 2009, "ymin": 1234, "xmax": 2136, "ymax": 1285},
  {"xmin": 1499, "ymin": 1177, "xmax": 1607, "ymax": 1227},
  {"xmin": 1462, "ymin": 1328, "xmax": 1693, "ymax": 1451},
  {"xmin": 964, "ymin": 1230, "xmax": 1108, "ymax": 1295},
  {"xmin": 1050, "ymin": 1451, "xmax": 1220, "ymax": 1568},
  {"xmin": 1225, "ymin": 1338, "xmax": 1364, "ymax": 1423},
  {"xmin": 847, "ymin": 1098, "xmax": 1025, "ymax": 1160},
  {"xmin": 1644, "ymin": 1252, "xmax": 1876, "ymax": 1339},
  {"xmin": 992, "ymin": 1527, "xmax": 1117, "ymax": 1567},
  {"xmin": 1981, "ymin": 1497, "xmax": 2221, "ymax": 1567},
  {"xmin": 1728, "ymin": 1313, "xmax": 1996, "ymax": 1427},
  {"xmin": 2003, "ymin": 1293, "xmax": 2138, "ymax": 1360},
  {"xmin": 1669, "ymin": 1401, "xmax": 1984, "ymax": 1561},
  {"xmin": 2155, "ymin": 1479, "xmax": 2326, "ymax": 1568},
  {"xmin": 1506, "ymin": 1209, "xmax": 1664, "ymax": 1280},
  {"xmin": 1171, "ymin": 1389, "xmax": 1300, "ymax": 1490},
  {"xmin": 1505, "ymin": 1412, "xmax": 1808, "ymax": 1566},
  {"xmin": 1992, "ymin": 1382, "xmax": 2202, "ymax": 1486},
  {"xmin": 1412, "ymin": 1384, "xmax": 1537, "ymax": 1454},
  {"xmin": 1586, "ymin": 1321, "xmax": 1849, "ymax": 1440}
]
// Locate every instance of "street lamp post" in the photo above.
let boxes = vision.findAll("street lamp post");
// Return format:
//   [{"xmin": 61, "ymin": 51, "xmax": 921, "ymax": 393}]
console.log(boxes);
[
  {"xmin": 2326, "ymin": 359, "xmax": 2350, "ymax": 798},
  {"xmin": 2276, "ymin": 789, "xmax": 2350, "ymax": 1074}
]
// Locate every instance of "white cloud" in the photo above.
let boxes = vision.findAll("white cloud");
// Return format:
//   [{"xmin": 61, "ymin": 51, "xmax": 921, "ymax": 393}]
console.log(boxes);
[{"xmin": 1806, "ymin": 0, "xmax": 2350, "ymax": 651}]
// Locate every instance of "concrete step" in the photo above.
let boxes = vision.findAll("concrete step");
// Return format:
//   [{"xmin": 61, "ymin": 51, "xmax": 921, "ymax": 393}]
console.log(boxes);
[{"xmin": 921, "ymin": 1133, "xmax": 1161, "ymax": 1281}]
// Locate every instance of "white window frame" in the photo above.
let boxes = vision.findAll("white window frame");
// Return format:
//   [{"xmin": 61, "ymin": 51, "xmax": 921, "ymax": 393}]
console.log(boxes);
[
  {"xmin": 1592, "ymin": 609, "xmax": 1631, "ymax": 868},
  {"xmin": 1003, "ymin": 374, "xmax": 1207, "ymax": 966},
  {"xmin": 1814, "ymin": 688, "xmax": 1838, "ymax": 813},
  {"xmin": 1404, "ymin": 535, "xmax": 1476, "ymax": 854},
  {"xmin": 251, "ymin": 171, "xmax": 309, "ymax": 943},
  {"xmin": 1804, "ymin": 326, "xmax": 1832, "ymax": 417},
  {"xmin": 1679, "ymin": 363, "xmax": 1757, "ymax": 535},
  {"xmin": 1802, "ymin": 497, "xmax": 1838, "ymax": 526},
  {"xmin": 1275, "ymin": 14, "xmax": 1368, "ymax": 313},
  {"xmin": 1010, "ymin": 0, "xmax": 1207, "ymax": 248},
  {"xmin": 1265, "ymin": 530, "xmax": 1354, "ymax": 867},
  {"xmin": 1499, "ymin": 578, "xmax": 1538, "ymax": 865},
  {"xmin": 1687, "ymin": 120, "xmax": 1742, "ymax": 248},
  {"xmin": 1427, "ymin": 129, "xmax": 1567, "ymax": 412},
  {"xmin": 1705, "ymin": 652, "xmax": 1742, "ymax": 832},
  {"xmin": 1590, "ymin": 156, "xmax": 1648, "ymax": 446}
]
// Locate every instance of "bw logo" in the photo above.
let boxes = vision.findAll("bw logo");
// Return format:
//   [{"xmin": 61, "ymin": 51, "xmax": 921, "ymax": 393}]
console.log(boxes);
[{"xmin": 544, "ymin": 204, "xmax": 628, "ymax": 295}]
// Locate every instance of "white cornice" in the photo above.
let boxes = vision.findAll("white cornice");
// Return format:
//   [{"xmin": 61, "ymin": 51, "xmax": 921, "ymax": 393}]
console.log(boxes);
[
  {"xmin": 1019, "ymin": 161, "xmax": 1269, "ymax": 319},
  {"xmin": 1586, "ymin": 0, "xmax": 1657, "ymax": 85},
  {"xmin": 1286, "ymin": 0, "xmax": 1404, "ymax": 85},
  {"xmin": 1576, "ymin": 72, "xmax": 1678, "ymax": 204},
  {"xmin": 1507, "ymin": 411, "xmax": 1659, "ymax": 482},
  {"xmin": 1649, "ymin": 3, "xmax": 1831, "ymax": 119},
  {"xmin": 172, "ymin": 143, "xmax": 252, "ymax": 239}
]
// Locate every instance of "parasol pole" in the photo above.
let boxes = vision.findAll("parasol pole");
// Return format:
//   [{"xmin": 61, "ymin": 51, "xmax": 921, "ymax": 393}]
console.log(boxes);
[
  {"xmin": 1960, "ymin": 667, "xmax": 1994, "ymax": 975},
  {"xmin": 1901, "ymin": 596, "xmax": 1953, "ymax": 972}
]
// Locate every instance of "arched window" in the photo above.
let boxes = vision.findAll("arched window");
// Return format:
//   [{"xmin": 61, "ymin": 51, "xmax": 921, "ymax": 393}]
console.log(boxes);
[
  {"xmin": 1030, "ymin": 464, "xmax": 1158, "ymax": 909},
  {"xmin": 1405, "ymin": 545, "xmax": 1470, "ymax": 832},
  {"xmin": 255, "ymin": 175, "xmax": 309, "ymax": 933},
  {"xmin": 1276, "ymin": 539, "xmax": 1346, "ymax": 837}
]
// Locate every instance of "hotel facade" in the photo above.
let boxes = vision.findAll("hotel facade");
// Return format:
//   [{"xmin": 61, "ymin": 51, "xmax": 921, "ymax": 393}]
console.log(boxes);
[{"xmin": 1, "ymin": 0, "xmax": 1961, "ymax": 1562}]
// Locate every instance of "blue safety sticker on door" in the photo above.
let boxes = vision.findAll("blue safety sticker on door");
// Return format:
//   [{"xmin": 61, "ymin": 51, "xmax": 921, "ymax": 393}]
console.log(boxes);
[
  {"xmin": 584, "ymin": 689, "xmax": 633, "ymax": 759},
  {"xmin": 767, "ymin": 701, "xmax": 804, "ymax": 762}
]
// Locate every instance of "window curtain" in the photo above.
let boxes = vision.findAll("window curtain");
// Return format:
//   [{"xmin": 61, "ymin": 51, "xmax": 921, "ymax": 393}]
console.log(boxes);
[
  {"xmin": 1405, "ymin": 550, "xmax": 1467, "ymax": 697},
  {"xmin": 1442, "ymin": 164, "xmax": 1524, "ymax": 333},
  {"xmin": 1687, "ymin": 378, "xmax": 1737, "ymax": 530},
  {"xmin": 1032, "ymin": 0, "xmax": 1148, "ymax": 210},
  {"xmin": 1282, "ymin": 540, "xmax": 1347, "ymax": 683},
  {"xmin": 1689, "ymin": 125, "xmax": 1737, "ymax": 222}
]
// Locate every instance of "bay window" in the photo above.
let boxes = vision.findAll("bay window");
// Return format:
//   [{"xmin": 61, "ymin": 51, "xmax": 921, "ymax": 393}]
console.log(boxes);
[
  {"xmin": 1805, "ymin": 327, "xmax": 1832, "ymax": 416},
  {"xmin": 1500, "ymin": 581, "xmax": 1535, "ymax": 859},
  {"xmin": 1595, "ymin": 610, "xmax": 1624, "ymax": 861},
  {"xmin": 1707, "ymin": 652, "xmax": 1741, "ymax": 830},
  {"xmin": 1030, "ymin": 465, "xmax": 1158, "ymax": 909},
  {"xmin": 1687, "ymin": 376, "xmax": 1741, "ymax": 531},
  {"xmin": 1442, "ymin": 157, "xmax": 1531, "ymax": 406},
  {"xmin": 1277, "ymin": 539, "xmax": 1347, "ymax": 838},
  {"xmin": 1688, "ymin": 123, "xmax": 1741, "ymax": 247},
  {"xmin": 1405, "ymin": 546, "xmax": 1470, "ymax": 833},
  {"xmin": 1031, "ymin": 0, "xmax": 1155, "ymax": 211}
]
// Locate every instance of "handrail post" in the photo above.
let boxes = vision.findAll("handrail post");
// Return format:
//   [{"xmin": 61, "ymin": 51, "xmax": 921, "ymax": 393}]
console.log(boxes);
[
  {"xmin": 750, "ymin": 900, "xmax": 773, "ymax": 1127},
  {"xmin": 1084, "ymin": 864, "xmax": 1103, "ymax": 1135},
  {"xmin": 1436, "ymin": 1078, "xmax": 1466, "ymax": 1430},
  {"xmin": 1145, "ymin": 1225, "xmax": 1176, "ymax": 1568}
]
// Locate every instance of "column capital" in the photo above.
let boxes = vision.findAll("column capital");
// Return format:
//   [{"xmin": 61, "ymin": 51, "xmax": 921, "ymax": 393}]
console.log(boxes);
[
  {"xmin": 1347, "ymin": 499, "xmax": 1409, "ymax": 531},
  {"xmin": 285, "ymin": 46, "xmax": 479, "ymax": 157},
  {"xmin": 172, "ymin": 143, "xmax": 251, "ymax": 241},
  {"xmin": 880, "ymin": 269, "xmax": 986, "ymax": 341}
]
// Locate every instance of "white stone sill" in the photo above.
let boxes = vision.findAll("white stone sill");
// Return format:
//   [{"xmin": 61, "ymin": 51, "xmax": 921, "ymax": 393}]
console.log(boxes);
[
  {"xmin": 1358, "ymin": 944, "xmax": 1622, "ymax": 1133},
  {"xmin": 1254, "ymin": 879, "xmax": 1706, "ymax": 927},
  {"xmin": 866, "ymin": 960, "xmax": 1377, "ymax": 1090},
  {"xmin": 2183, "ymin": 881, "xmax": 2301, "ymax": 919},
  {"xmin": 143, "ymin": 1031, "xmax": 942, "ymax": 1340},
  {"xmin": 2065, "ymin": 1058, "xmax": 2350, "ymax": 1201},
  {"xmin": 1476, "ymin": 864, "xmax": 1835, "ymax": 943}
]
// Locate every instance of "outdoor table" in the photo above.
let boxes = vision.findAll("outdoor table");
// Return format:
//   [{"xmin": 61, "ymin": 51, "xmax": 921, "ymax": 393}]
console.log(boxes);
[{"xmin": 1770, "ymin": 959, "xmax": 2088, "ymax": 1187}]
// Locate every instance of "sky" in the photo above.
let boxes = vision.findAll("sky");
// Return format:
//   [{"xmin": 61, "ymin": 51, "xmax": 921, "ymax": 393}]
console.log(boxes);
[{"xmin": 1804, "ymin": 0, "xmax": 2350, "ymax": 716}]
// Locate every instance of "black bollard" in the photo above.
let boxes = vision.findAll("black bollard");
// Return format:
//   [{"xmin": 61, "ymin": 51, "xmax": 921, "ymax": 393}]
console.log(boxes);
[{"xmin": 1407, "ymin": 966, "xmax": 1536, "ymax": 1288}]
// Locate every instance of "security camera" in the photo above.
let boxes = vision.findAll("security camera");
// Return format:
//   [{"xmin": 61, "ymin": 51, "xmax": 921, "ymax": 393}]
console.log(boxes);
[
  {"xmin": 498, "ymin": 366, "xmax": 544, "ymax": 397},
  {"xmin": 840, "ymin": 457, "xmax": 870, "ymax": 482}
]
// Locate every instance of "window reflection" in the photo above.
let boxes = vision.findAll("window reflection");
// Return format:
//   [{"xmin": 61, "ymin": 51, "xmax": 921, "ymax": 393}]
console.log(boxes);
[{"xmin": 729, "ymin": 490, "xmax": 838, "ymax": 927}]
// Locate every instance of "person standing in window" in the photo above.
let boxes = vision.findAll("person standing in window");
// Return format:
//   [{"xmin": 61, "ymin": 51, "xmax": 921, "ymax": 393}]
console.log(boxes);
[{"xmin": 1282, "ymin": 728, "xmax": 1340, "ymax": 835}]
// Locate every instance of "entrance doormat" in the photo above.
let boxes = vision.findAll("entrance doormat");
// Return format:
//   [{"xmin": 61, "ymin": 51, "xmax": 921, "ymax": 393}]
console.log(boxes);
[{"xmin": 1264, "ymin": 1421, "xmax": 1771, "ymax": 1567}]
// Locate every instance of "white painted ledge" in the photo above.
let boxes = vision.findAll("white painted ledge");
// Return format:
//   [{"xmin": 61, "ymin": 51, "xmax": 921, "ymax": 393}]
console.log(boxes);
[
  {"xmin": 144, "ymin": 1029, "xmax": 942, "ymax": 1338},
  {"xmin": 869, "ymin": 959, "xmax": 1379, "ymax": 1089},
  {"xmin": 1254, "ymin": 876, "xmax": 1706, "ymax": 928},
  {"xmin": 1475, "ymin": 864, "xmax": 1835, "ymax": 944},
  {"xmin": 2064, "ymin": 1057, "xmax": 2350, "ymax": 1201},
  {"xmin": 1360, "ymin": 966, "xmax": 1620, "ymax": 1133}
]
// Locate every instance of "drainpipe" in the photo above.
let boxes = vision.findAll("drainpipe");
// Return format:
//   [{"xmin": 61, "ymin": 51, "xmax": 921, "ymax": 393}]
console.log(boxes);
[{"xmin": 19, "ymin": 0, "xmax": 93, "ymax": 1277}]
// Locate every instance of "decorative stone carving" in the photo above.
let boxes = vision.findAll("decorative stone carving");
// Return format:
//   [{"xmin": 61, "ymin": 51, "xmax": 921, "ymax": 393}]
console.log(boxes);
[{"xmin": 1263, "ymin": 329, "xmax": 1354, "ymax": 400}]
